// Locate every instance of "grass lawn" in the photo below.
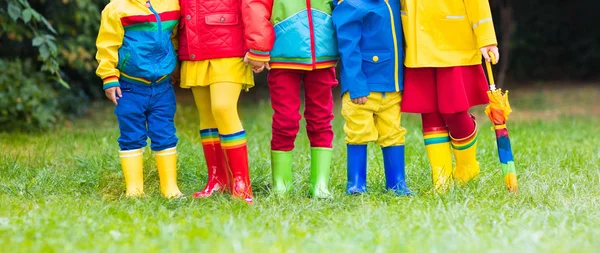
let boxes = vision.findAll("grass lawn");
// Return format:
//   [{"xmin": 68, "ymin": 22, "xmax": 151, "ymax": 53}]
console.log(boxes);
[{"xmin": 1, "ymin": 85, "xmax": 599, "ymax": 252}]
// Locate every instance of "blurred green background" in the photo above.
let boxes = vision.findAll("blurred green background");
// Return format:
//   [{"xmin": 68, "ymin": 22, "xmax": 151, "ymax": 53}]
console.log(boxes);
[{"xmin": 0, "ymin": 0, "xmax": 599, "ymax": 131}]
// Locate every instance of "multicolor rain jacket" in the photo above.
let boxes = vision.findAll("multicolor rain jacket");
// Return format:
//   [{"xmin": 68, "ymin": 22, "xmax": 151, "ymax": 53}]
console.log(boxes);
[
  {"xmin": 247, "ymin": 0, "xmax": 339, "ymax": 70},
  {"xmin": 96, "ymin": 0, "xmax": 179, "ymax": 89}
]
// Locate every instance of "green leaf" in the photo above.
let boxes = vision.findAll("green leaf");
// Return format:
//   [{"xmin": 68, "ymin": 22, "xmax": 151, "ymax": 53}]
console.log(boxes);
[
  {"xmin": 17, "ymin": 0, "xmax": 30, "ymax": 8},
  {"xmin": 31, "ymin": 10, "xmax": 41, "ymax": 21},
  {"xmin": 40, "ymin": 17, "xmax": 57, "ymax": 34},
  {"xmin": 32, "ymin": 36, "xmax": 44, "ymax": 47},
  {"xmin": 22, "ymin": 9, "xmax": 33, "ymax": 23},
  {"xmin": 57, "ymin": 76, "xmax": 70, "ymax": 89},
  {"xmin": 47, "ymin": 40, "xmax": 58, "ymax": 55},
  {"xmin": 8, "ymin": 3, "xmax": 22, "ymax": 21},
  {"xmin": 39, "ymin": 44, "xmax": 50, "ymax": 59}
]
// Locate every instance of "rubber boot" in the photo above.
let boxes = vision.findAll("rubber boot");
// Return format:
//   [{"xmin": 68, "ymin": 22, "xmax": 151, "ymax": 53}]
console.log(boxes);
[
  {"xmin": 424, "ymin": 127, "xmax": 454, "ymax": 193},
  {"xmin": 451, "ymin": 123, "xmax": 480, "ymax": 185},
  {"xmin": 271, "ymin": 150, "xmax": 293, "ymax": 196},
  {"xmin": 193, "ymin": 130, "xmax": 230, "ymax": 198},
  {"xmin": 220, "ymin": 131, "xmax": 253, "ymax": 203},
  {"xmin": 346, "ymin": 144, "xmax": 367, "ymax": 194},
  {"xmin": 119, "ymin": 149, "xmax": 144, "ymax": 197},
  {"xmin": 382, "ymin": 145, "xmax": 411, "ymax": 196},
  {"xmin": 309, "ymin": 147, "xmax": 333, "ymax": 199},
  {"xmin": 155, "ymin": 147, "xmax": 183, "ymax": 198}
]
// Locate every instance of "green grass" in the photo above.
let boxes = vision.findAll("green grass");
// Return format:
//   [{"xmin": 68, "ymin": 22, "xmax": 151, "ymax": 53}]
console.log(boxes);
[{"xmin": 1, "ymin": 86, "xmax": 599, "ymax": 252}]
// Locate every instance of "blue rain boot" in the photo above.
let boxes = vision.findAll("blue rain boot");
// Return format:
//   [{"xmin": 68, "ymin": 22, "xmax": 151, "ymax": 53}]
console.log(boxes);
[
  {"xmin": 346, "ymin": 144, "xmax": 367, "ymax": 194},
  {"xmin": 382, "ymin": 145, "xmax": 412, "ymax": 196}
]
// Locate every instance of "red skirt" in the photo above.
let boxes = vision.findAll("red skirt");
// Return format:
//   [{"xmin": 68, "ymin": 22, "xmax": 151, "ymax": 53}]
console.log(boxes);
[{"xmin": 401, "ymin": 65, "xmax": 489, "ymax": 114}]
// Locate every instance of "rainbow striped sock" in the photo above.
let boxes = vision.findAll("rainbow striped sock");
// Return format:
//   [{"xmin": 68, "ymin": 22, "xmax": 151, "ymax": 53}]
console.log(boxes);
[
  {"xmin": 200, "ymin": 128, "xmax": 220, "ymax": 145},
  {"xmin": 219, "ymin": 130, "xmax": 247, "ymax": 150},
  {"xmin": 450, "ymin": 129, "xmax": 478, "ymax": 150},
  {"xmin": 423, "ymin": 127, "xmax": 450, "ymax": 146}
]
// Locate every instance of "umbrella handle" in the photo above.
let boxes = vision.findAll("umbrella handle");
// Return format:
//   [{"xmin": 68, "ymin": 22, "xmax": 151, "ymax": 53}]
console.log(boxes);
[{"xmin": 485, "ymin": 51, "xmax": 497, "ymax": 91}]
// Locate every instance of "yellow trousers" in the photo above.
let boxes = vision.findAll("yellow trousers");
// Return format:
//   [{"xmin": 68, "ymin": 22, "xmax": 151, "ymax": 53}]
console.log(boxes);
[
  {"xmin": 342, "ymin": 92, "xmax": 406, "ymax": 147},
  {"xmin": 192, "ymin": 82, "xmax": 243, "ymax": 134}
]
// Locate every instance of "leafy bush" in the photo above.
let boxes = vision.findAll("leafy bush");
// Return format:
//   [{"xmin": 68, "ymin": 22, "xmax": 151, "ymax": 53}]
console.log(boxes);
[
  {"xmin": 0, "ymin": 0, "xmax": 98, "ymax": 131},
  {"xmin": 0, "ymin": 59, "xmax": 61, "ymax": 131}
]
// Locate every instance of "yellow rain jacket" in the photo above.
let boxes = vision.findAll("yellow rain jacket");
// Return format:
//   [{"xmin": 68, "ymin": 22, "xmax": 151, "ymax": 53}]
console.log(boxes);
[{"xmin": 401, "ymin": 0, "xmax": 497, "ymax": 68}]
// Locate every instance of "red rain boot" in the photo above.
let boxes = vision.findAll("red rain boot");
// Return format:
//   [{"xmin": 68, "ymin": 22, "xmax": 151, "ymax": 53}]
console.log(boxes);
[
  {"xmin": 193, "ymin": 142, "xmax": 231, "ymax": 198},
  {"xmin": 223, "ymin": 144, "xmax": 253, "ymax": 204}
]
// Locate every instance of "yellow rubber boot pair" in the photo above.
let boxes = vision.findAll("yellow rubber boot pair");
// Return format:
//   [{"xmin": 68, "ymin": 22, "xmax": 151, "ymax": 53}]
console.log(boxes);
[
  {"xmin": 423, "ymin": 128, "xmax": 453, "ymax": 193},
  {"xmin": 451, "ymin": 127, "xmax": 480, "ymax": 185},
  {"xmin": 119, "ymin": 147, "xmax": 182, "ymax": 198}
]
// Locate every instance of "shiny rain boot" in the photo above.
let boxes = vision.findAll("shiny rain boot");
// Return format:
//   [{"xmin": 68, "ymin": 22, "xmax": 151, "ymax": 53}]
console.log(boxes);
[
  {"xmin": 346, "ymin": 144, "xmax": 367, "ymax": 194},
  {"xmin": 309, "ymin": 147, "xmax": 333, "ymax": 199},
  {"xmin": 194, "ymin": 129, "xmax": 230, "ymax": 198},
  {"xmin": 220, "ymin": 131, "xmax": 253, "ymax": 204},
  {"xmin": 155, "ymin": 147, "xmax": 183, "ymax": 198},
  {"xmin": 382, "ymin": 145, "xmax": 411, "ymax": 196},
  {"xmin": 423, "ymin": 127, "xmax": 454, "ymax": 193},
  {"xmin": 451, "ymin": 123, "xmax": 481, "ymax": 185},
  {"xmin": 271, "ymin": 150, "xmax": 293, "ymax": 196},
  {"xmin": 119, "ymin": 149, "xmax": 145, "ymax": 197}
]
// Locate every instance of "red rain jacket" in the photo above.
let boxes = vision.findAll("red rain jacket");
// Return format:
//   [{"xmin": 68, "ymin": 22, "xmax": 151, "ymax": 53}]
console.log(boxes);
[{"xmin": 178, "ymin": 0, "xmax": 274, "ymax": 61}]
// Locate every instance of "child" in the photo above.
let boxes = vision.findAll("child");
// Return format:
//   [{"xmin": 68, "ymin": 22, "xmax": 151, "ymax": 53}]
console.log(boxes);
[
  {"xmin": 246, "ymin": 0, "xmax": 339, "ymax": 198},
  {"xmin": 400, "ymin": 0, "xmax": 500, "ymax": 192},
  {"xmin": 178, "ymin": 0, "xmax": 272, "ymax": 203},
  {"xmin": 332, "ymin": 0, "xmax": 410, "ymax": 195},
  {"xmin": 96, "ymin": 0, "xmax": 182, "ymax": 198}
]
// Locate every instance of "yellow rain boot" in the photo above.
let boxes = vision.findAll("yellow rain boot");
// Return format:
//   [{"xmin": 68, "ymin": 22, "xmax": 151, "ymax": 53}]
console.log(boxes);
[
  {"xmin": 119, "ymin": 149, "xmax": 145, "ymax": 197},
  {"xmin": 423, "ymin": 127, "xmax": 454, "ymax": 193},
  {"xmin": 155, "ymin": 147, "xmax": 183, "ymax": 198},
  {"xmin": 451, "ymin": 126, "xmax": 481, "ymax": 185}
]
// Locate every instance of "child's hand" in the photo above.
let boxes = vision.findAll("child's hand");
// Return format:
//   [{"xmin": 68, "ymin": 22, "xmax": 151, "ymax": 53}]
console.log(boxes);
[
  {"xmin": 244, "ymin": 52, "xmax": 270, "ymax": 73},
  {"xmin": 171, "ymin": 61, "xmax": 181, "ymax": 85},
  {"xmin": 351, "ymin": 96, "xmax": 367, "ymax": 105},
  {"xmin": 105, "ymin": 87, "xmax": 122, "ymax": 105},
  {"xmin": 480, "ymin": 45, "xmax": 500, "ymax": 63}
]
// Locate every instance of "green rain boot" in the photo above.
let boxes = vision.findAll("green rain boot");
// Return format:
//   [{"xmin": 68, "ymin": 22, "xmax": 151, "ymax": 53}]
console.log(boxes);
[
  {"xmin": 309, "ymin": 147, "xmax": 333, "ymax": 199},
  {"xmin": 271, "ymin": 150, "xmax": 293, "ymax": 196}
]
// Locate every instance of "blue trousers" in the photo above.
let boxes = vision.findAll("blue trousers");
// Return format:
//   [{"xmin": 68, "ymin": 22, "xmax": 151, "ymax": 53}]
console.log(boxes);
[{"xmin": 114, "ymin": 79, "xmax": 178, "ymax": 151}]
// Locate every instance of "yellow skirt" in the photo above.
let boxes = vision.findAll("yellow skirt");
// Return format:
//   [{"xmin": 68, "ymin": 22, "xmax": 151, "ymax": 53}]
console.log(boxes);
[{"xmin": 180, "ymin": 57, "xmax": 254, "ymax": 89}]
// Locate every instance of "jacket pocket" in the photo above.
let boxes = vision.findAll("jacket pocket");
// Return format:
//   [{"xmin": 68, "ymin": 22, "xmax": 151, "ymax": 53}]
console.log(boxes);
[
  {"xmin": 205, "ymin": 13, "xmax": 239, "ymax": 26},
  {"xmin": 117, "ymin": 49, "xmax": 131, "ymax": 70},
  {"xmin": 361, "ymin": 51, "xmax": 392, "ymax": 84},
  {"xmin": 434, "ymin": 16, "xmax": 476, "ymax": 50}
]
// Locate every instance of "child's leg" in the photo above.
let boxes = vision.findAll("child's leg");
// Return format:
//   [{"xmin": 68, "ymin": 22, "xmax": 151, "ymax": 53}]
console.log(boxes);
[
  {"xmin": 191, "ymin": 86, "xmax": 230, "ymax": 198},
  {"xmin": 421, "ymin": 112, "xmax": 453, "ymax": 193},
  {"xmin": 303, "ymin": 68, "xmax": 338, "ymax": 198},
  {"xmin": 442, "ymin": 111, "xmax": 480, "ymax": 184},
  {"xmin": 441, "ymin": 111, "xmax": 475, "ymax": 139},
  {"xmin": 375, "ymin": 92, "xmax": 410, "ymax": 195},
  {"xmin": 146, "ymin": 83, "xmax": 181, "ymax": 198},
  {"xmin": 209, "ymin": 82, "xmax": 252, "ymax": 203},
  {"xmin": 302, "ymin": 67, "xmax": 337, "ymax": 148},
  {"xmin": 114, "ymin": 84, "xmax": 150, "ymax": 197},
  {"xmin": 341, "ymin": 92, "xmax": 378, "ymax": 194},
  {"xmin": 267, "ymin": 69, "xmax": 303, "ymax": 195}
]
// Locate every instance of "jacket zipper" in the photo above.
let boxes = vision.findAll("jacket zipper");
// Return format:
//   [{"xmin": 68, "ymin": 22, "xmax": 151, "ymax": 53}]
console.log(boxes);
[
  {"xmin": 384, "ymin": 0, "xmax": 400, "ymax": 92},
  {"xmin": 305, "ymin": 0, "xmax": 317, "ymax": 69},
  {"xmin": 147, "ymin": 0, "xmax": 161, "ymax": 81}
]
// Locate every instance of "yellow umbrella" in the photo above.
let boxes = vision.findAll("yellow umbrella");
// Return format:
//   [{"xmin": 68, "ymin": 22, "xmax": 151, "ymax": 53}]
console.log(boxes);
[{"xmin": 484, "ymin": 52, "xmax": 518, "ymax": 193}]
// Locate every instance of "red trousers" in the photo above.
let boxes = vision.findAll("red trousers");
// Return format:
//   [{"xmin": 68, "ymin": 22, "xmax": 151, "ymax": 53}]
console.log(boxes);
[{"xmin": 267, "ymin": 68, "xmax": 338, "ymax": 151}]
